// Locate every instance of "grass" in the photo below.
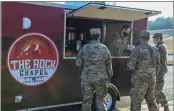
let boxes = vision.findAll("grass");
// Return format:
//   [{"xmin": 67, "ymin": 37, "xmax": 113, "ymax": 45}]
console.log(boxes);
[
  {"xmin": 163, "ymin": 36, "xmax": 173, "ymax": 54},
  {"xmin": 163, "ymin": 36, "xmax": 173, "ymax": 65},
  {"xmin": 162, "ymin": 36, "xmax": 173, "ymax": 65},
  {"xmin": 149, "ymin": 36, "xmax": 173, "ymax": 54},
  {"xmin": 149, "ymin": 36, "xmax": 173, "ymax": 65},
  {"xmin": 168, "ymin": 60, "xmax": 173, "ymax": 65}
]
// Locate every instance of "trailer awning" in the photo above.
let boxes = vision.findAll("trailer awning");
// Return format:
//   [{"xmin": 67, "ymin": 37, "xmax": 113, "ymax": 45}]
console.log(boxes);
[{"xmin": 66, "ymin": 3, "xmax": 161, "ymax": 21}]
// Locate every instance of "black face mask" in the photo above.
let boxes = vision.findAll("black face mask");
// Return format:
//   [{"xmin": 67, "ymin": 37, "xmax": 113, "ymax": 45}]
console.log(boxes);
[
  {"xmin": 123, "ymin": 32, "xmax": 129, "ymax": 36},
  {"xmin": 135, "ymin": 41, "xmax": 140, "ymax": 47}
]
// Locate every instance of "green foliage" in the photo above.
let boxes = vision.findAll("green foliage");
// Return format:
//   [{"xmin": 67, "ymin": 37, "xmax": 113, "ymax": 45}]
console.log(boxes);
[{"xmin": 148, "ymin": 17, "xmax": 173, "ymax": 30}]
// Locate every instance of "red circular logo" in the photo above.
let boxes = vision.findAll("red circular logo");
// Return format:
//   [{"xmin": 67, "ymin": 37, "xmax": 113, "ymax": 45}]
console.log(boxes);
[{"xmin": 7, "ymin": 33, "xmax": 59, "ymax": 86}]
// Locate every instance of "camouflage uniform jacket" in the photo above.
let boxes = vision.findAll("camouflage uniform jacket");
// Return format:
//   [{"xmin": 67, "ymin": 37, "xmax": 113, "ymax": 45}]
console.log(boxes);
[
  {"xmin": 127, "ymin": 42, "xmax": 160, "ymax": 81},
  {"xmin": 155, "ymin": 41, "xmax": 168, "ymax": 74},
  {"xmin": 109, "ymin": 32, "xmax": 129, "ymax": 56},
  {"xmin": 76, "ymin": 41, "xmax": 113, "ymax": 80}
]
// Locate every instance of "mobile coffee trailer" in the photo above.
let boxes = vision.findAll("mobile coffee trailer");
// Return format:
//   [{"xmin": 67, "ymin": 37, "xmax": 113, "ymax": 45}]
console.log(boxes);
[{"xmin": 1, "ymin": 2, "xmax": 161, "ymax": 111}]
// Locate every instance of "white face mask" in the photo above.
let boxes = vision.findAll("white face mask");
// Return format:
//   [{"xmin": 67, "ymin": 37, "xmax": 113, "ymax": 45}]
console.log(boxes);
[{"xmin": 153, "ymin": 39, "xmax": 157, "ymax": 44}]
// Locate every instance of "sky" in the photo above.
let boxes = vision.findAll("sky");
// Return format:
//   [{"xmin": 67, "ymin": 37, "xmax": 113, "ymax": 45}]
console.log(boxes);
[
  {"xmin": 113, "ymin": 2, "xmax": 173, "ymax": 21},
  {"xmin": 55, "ymin": 2, "xmax": 173, "ymax": 21}
]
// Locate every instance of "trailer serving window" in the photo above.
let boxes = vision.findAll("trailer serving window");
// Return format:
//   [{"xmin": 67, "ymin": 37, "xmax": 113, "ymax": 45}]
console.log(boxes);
[{"xmin": 63, "ymin": 3, "xmax": 161, "ymax": 59}]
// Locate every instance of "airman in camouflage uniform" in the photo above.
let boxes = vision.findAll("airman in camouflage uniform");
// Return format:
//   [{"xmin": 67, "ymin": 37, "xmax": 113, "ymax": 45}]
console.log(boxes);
[
  {"xmin": 107, "ymin": 25, "xmax": 135, "ymax": 56},
  {"xmin": 127, "ymin": 30, "xmax": 160, "ymax": 111},
  {"xmin": 152, "ymin": 33, "xmax": 169, "ymax": 111},
  {"xmin": 76, "ymin": 28, "xmax": 113, "ymax": 111}
]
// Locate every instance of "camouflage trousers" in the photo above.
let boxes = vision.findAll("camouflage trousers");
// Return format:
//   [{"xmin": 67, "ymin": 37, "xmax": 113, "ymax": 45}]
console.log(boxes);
[
  {"xmin": 155, "ymin": 72, "xmax": 168, "ymax": 106},
  {"xmin": 81, "ymin": 79, "xmax": 108, "ymax": 111},
  {"xmin": 130, "ymin": 75, "xmax": 157, "ymax": 111}
]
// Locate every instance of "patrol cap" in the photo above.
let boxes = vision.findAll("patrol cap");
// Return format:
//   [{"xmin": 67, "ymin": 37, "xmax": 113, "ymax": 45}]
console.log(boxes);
[
  {"xmin": 90, "ymin": 28, "xmax": 101, "ymax": 35},
  {"xmin": 140, "ymin": 30, "xmax": 150, "ymax": 37},
  {"xmin": 152, "ymin": 32, "xmax": 163, "ymax": 38}
]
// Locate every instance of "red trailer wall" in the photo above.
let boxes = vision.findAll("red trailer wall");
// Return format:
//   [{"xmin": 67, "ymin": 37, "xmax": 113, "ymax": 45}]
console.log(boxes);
[
  {"xmin": 2, "ymin": 2, "xmax": 82, "ymax": 111},
  {"xmin": 2, "ymin": 2, "xmax": 64, "ymax": 41},
  {"xmin": 133, "ymin": 18, "xmax": 148, "ymax": 46},
  {"xmin": 1, "ymin": 2, "xmax": 148, "ymax": 110},
  {"xmin": 134, "ymin": 18, "xmax": 148, "ymax": 30}
]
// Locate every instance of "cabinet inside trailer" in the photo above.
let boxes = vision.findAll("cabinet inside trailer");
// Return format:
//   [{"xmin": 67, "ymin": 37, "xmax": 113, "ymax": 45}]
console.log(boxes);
[
  {"xmin": 64, "ymin": 18, "xmax": 103, "ymax": 57},
  {"xmin": 64, "ymin": 17, "xmax": 131, "ymax": 57}
]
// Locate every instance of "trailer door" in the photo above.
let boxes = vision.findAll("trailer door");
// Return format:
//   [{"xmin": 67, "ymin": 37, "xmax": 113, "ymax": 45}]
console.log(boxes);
[{"xmin": 66, "ymin": 3, "xmax": 161, "ymax": 21}]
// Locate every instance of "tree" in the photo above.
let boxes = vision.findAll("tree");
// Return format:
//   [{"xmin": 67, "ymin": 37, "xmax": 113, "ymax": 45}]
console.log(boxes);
[{"xmin": 148, "ymin": 17, "xmax": 173, "ymax": 30}]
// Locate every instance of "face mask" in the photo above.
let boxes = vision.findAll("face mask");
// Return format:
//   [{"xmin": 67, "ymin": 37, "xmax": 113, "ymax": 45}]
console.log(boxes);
[
  {"xmin": 139, "ymin": 37, "xmax": 144, "ymax": 44},
  {"xmin": 153, "ymin": 39, "xmax": 157, "ymax": 44},
  {"xmin": 135, "ymin": 41, "xmax": 140, "ymax": 47}
]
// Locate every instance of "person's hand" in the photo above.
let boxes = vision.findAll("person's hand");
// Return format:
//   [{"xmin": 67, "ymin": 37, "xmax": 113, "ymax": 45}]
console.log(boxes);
[
  {"xmin": 127, "ymin": 45, "xmax": 131, "ymax": 50},
  {"xmin": 127, "ymin": 45, "xmax": 135, "ymax": 50},
  {"xmin": 131, "ymin": 45, "xmax": 135, "ymax": 50}
]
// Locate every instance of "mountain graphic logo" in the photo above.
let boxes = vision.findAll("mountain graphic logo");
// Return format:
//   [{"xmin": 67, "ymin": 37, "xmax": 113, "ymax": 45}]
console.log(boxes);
[{"xmin": 7, "ymin": 33, "xmax": 59, "ymax": 86}]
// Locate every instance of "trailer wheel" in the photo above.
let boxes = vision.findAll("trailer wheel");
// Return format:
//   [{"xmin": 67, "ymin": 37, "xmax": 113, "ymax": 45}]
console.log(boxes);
[{"xmin": 92, "ymin": 83, "xmax": 120, "ymax": 111}]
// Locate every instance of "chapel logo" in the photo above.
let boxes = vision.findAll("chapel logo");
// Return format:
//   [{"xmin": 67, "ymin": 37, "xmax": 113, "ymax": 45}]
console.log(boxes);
[{"xmin": 7, "ymin": 33, "xmax": 59, "ymax": 86}]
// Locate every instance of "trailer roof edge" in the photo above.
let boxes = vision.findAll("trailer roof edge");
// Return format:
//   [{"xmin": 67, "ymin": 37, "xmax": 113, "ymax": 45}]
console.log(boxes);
[
  {"xmin": 18, "ymin": 2, "xmax": 78, "ymax": 10},
  {"xmin": 17, "ymin": 2, "xmax": 162, "ymax": 15}
]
